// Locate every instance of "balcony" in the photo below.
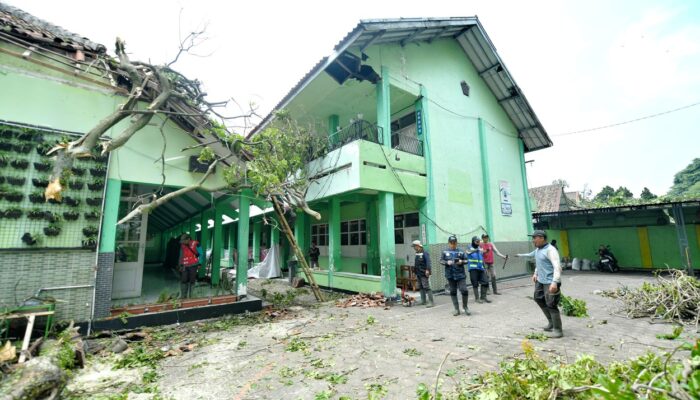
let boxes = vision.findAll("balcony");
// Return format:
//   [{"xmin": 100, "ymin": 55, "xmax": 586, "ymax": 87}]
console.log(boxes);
[{"xmin": 326, "ymin": 119, "xmax": 423, "ymax": 157}]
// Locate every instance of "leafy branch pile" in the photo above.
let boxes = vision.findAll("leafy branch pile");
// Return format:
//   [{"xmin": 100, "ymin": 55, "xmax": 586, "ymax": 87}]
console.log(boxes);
[
  {"xmin": 419, "ymin": 339, "xmax": 700, "ymax": 399},
  {"xmin": 601, "ymin": 269, "xmax": 700, "ymax": 328},
  {"xmin": 561, "ymin": 295, "xmax": 589, "ymax": 317}
]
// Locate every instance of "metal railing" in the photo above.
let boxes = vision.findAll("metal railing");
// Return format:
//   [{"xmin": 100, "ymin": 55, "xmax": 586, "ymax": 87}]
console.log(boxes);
[
  {"xmin": 327, "ymin": 119, "xmax": 383, "ymax": 152},
  {"xmin": 391, "ymin": 131, "xmax": 423, "ymax": 156}
]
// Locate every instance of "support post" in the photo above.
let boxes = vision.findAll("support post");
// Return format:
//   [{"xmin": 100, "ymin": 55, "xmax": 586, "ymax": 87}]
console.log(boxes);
[
  {"xmin": 519, "ymin": 140, "xmax": 533, "ymax": 234},
  {"xmin": 378, "ymin": 192, "xmax": 396, "ymax": 298},
  {"xmin": 236, "ymin": 191, "xmax": 251, "ymax": 296},
  {"xmin": 211, "ymin": 205, "xmax": 223, "ymax": 285},
  {"xmin": 99, "ymin": 178, "xmax": 121, "ymax": 253},
  {"xmin": 366, "ymin": 200, "xmax": 379, "ymax": 275},
  {"xmin": 376, "ymin": 66, "xmax": 391, "ymax": 146},
  {"xmin": 416, "ymin": 85, "xmax": 437, "ymax": 244},
  {"xmin": 229, "ymin": 222, "xmax": 237, "ymax": 268},
  {"xmin": 478, "ymin": 118, "xmax": 493, "ymax": 238},
  {"xmin": 252, "ymin": 220, "xmax": 262, "ymax": 262},
  {"xmin": 328, "ymin": 197, "xmax": 341, "ymax": 287}
]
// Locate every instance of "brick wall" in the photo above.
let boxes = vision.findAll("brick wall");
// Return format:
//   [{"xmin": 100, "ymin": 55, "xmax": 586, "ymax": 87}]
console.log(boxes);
[
  {"xmin": 94, "ymin": 252, "xmax": 114, "ymax": 318},
  {"xmin": 0, "ymin": 250, "xmax": 96, "ymax": 322}
]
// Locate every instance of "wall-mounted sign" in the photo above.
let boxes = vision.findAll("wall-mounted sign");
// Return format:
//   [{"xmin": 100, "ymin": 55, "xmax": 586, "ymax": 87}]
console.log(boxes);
[
  {"xmin": 416, "ymin": 110, "xmax": 423, "ymax": 136},
  {"xmin": 499, "ymin": 180, "xmax": 512, "ymax": 216}
]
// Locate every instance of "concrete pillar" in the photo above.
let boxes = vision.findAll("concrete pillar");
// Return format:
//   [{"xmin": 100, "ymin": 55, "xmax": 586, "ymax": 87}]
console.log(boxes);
[
  {"xmin": 519, "ymin": 140, "xmax": 533, "ymax": 234},
  {"xmin": 211, "ymin": 205, "xmax": 223, "ymax": 285},
  {"xmin": 378, "ymin": 192, "xmax": 396, "ymax": 298},
  {"xmin": 99, "ymin": 179, "xmax": 121, "ymax": 253},
  {"xmin": 366, "ymin": 200, "xmax": 379, "ymax": 275},
  {"xmin": 252, "ymin": 220, "xmax": 262, "ymax": 262},
  {"xmin": 236, "ymin": 192, "xmax": 251, "ymax": 296}
]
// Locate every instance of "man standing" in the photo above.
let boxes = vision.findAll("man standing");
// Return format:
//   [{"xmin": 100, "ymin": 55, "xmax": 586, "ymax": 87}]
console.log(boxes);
[
  {"xmin": 309, "ymin": 241, "xmax": 320, "ymax": 269},
  {"xmin": 440, "ymin": 235, "xmax": 470, "ymax": 316},
  {"xmin": 411, "ymin": 240, "xmax": 433, "ymax": 307},
  {"xmin": 516, "ymin": 230, "xmax": 564, "ymax": 338},
  {"xmin": 480, "ymin": 233, "xmax": 507, "ymax": 295},
  {"xmin": 466, "ymin": 236, "xmax": 490, "ymax": 304},
  {"xmin": 179, "ymin": 233, "xmax": 200, "ymax": 299}
]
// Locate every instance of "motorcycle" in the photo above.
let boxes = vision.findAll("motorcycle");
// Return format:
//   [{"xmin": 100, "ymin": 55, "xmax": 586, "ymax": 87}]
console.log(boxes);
[{"xmin": 595, "ymin": 245, "xmax": 619, "ymax": 273}]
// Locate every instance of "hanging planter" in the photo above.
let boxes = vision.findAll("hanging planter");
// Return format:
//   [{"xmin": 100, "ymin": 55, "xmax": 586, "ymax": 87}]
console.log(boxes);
[
  {"xmin": 32, "ymin": 178, "xmax": 49, "ymax": 188},
  {"xmin": 63, "ymin": 211, "xmax": 80, "ymax": 221},
  {"xmin": 82, "ymin": 226, "xmax": 99, "ymax": 237},
  {"xmin": 82, "ymin": 236, "xmax": 97, "ymax": 250},
  {"xmin": 27, "ymin": 209, "xmax": 47, "ymax": 220},
  {"xmin": 89, "ymin": 166, "xmax": 106, "ymax": 177},
  {"xmin": 84, "ymin": 211, "xmax": 100, "ymax": 221},
  {"xmin": 7, "ymin": 177, "xmax": 26, "ymax": 186},
  {"xmin": 21, "ymin": 232, "xmax": 38, "ymax": 246},
  {"xmin": 0, "ymin": 177, "xmax": 5, "ymax": 184},
  {"xmin": 64, "ymin": 196, "xmax": 80, "ymax": 207},
  {"xmin": 45, "ymin": 212, "xmax": 60, "ymax": 223},
  {"xmin": 69, "ymin": 181, "xmax": 84, "ymax": 190},
  {"xmin": 71, "ymin": 167, "xmax": 85, "ymax": 176},
  {"xmin": 0, "ymin": 142, "xmax": 12, "ymax": 151},
  {"xmin": 87, "ymin": 179, "xmax": 104, "ymax": 191},
  {"xmin": 3, "ymin": 191, "xmax": 23, "ymax": 202},
  {"xmin": 0, "ymin": 129, "xmax": 16, "ymax": 139},
  {"xmin": 36, "ymin": 143, "xmax": 52, "ymax": 156},
  {"xmin": 29, "ymin": 192, "xmax": 45, "ymax": 204},
  {"xmin": 15, "ymin": 131, "xmax": 34, "ymax": 141},
  {"xmin": 12, "ymin": 144, "xmax": 32, "ymax": 154},
  {"xmin": 10, "ymin": 159, "xmax": 29, "ymax": 170},
  {"xmin": 33, "ymin": 162, "xmax": 51, "ymax": 172},
  {"xmin": 1, "ymin": 208, "xmax": 22, "ymax": 219},
  {"xmin": 43, "ymin": 224, "xmax": 62, "ymax": 236},
  {"xmin": 0, "ymin": 156, "xmax": 7, "ymax": 168},
  {"xmin": 86, "ymin": 197, "xmax": 102, "ymax": 206}
]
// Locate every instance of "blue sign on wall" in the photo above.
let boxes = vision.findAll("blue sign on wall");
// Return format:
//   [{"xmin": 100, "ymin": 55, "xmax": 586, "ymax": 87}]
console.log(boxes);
[{"xmin": 416, "ymin": 110, "xmax": 423, "ymax": 136}]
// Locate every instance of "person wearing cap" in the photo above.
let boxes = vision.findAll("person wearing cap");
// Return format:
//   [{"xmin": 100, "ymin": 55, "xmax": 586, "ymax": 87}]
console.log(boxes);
[
  {"xmin": 440, "ymin": 235, "xmax": 470, "ymax": 316},
  {"xmin": 480, "ymin": 233, "xmax": 507, "ymax": 295},
  {"xmin": 466, "ymin": 236, "xmax": 490, "ymax": 304},
  {"xmin": 178, "ymin": 233, "xmax": 201, "ymax": 299},
  {"xmin": 411, "ymin": 240, "xmax": 433, "ymax": 307},
  {"xmin": 516, "ymin": 230, "xmax": 564, "ymax": 338}
]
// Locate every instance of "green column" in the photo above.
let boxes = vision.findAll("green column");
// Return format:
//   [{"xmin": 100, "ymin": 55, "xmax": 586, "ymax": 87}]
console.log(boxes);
[
  {"xmin": 416, "ymin": 86, "xmax": 437, "ymax": 244},
  {"xmin": 328, "ymin": 114, "xmax": 340, "ymax": 146},
  {"xmin": 198, "ymin": 210, "xmax": 211, "ymax": 278},
  {"xmin": 366, "ymin": 200, "xmax": 379, "ymax": 275},
  {"xmin": 228, "ymin": 223, "xmax": 237, "ymax": 268},
  {"xmin": 294, "ymin": 212, "xmax": 308, "ymax": 274},
  {"xmin": 519, "ymin": 140, "xmax": 533, "ymax": 234},
  {"xmin": 378, "ymin": 192, "xmax": 396, "ymax": 297},
  {"xmin": 211, "ymin": 205, "xmax": 224, "ymax": 285},
  {"xmin": 270, "ymin": 219, "xmax": 280, "ymax": 273},
  {"xmin": 329, "ymin": 197, "xmax": 341, "ymax": 286},
  {"xmin": 478, "ymin": 118, "xmax": 494, "ymax": 239},
  {"xmin": 99, "ymin": 178, "xmax": 121, "ymax": 253},
  {"xmin": 252, "ymin": 220, "xmax": 262, "ymax": 262},
  {"xmin": 376, "ymin": 66, "xmax": 391, "ymax": 146},
  {"xmin": 236, "ymin": 192, "xmax": 251, "ymax": 296}
]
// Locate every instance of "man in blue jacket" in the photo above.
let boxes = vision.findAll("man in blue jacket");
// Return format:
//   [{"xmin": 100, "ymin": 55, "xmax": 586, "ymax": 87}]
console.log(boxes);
[
  {"xmin": 411, "ymin": 240, "xmax": 433, "ymax": 307},
  {"xmin": 440, "ymin": 235, "xmax": 470, "ymax": 316}
]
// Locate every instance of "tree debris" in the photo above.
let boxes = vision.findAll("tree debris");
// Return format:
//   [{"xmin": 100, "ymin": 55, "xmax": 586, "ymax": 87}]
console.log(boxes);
[{"xmin": 335, "ymin": 293, "xmax": 387, "ymax": 308}]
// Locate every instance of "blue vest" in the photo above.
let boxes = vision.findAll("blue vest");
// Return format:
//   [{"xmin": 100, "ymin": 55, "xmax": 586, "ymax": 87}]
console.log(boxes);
[
  {"xmin": 535, "ymin": 244, "xmax": 555, "ymax": 284},
  {"xmin": 466, "ymin": 248, "xmax": 484, "ymax": 271},
  {"xmin": 441, "ymin": 248, "xmax": 466, "ymax": 280}
]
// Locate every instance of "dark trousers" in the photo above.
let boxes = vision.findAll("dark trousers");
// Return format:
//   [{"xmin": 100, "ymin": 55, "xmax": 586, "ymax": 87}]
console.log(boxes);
[
  {"xmin": 447, "ymin": 278, "xmax": 468, "ymax": 295},
  {"xmin": 180, "ymin": 264, "xmax": 198, "ymax": 284},
  {"xmin": 534, "ymin": 281, "xmax": 561, "ymax": 310},
  {"xmin": 485, "ymin": 263, "xmax": 496, "ymax": 279},
  {"xmin": 416, "ymin": 275, "xmax": 430, "ymax": 291},
  {"xmin": 469, "ymin": 269, "xmax": 489, "ymax": 290}
]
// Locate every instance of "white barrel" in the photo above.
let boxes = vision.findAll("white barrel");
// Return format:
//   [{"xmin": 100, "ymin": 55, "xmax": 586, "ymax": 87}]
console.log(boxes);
[
  {"xmin": 572, "ymin": 258, "xmax": 581, "ymax": 271},
  {"xmin": 582, "ymin": 259, "xmax": 592, "ymax": 270}
]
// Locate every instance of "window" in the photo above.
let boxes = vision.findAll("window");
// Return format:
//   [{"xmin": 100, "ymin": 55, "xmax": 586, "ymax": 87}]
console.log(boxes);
[
  {"xmin": 341, "ymin": 219, "xmax": 366, "ymax": 246},
  {"xmin": 404, "ymin": 212, "xmax": 419, "ymax": 227},
  {"xmin": 311, "ymin": 224, "xmax": 328, "ymax": 246}
]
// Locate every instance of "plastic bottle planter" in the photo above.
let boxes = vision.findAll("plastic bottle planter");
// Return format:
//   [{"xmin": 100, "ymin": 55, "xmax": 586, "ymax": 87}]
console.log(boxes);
[
  {"xmin": 36, "ymin": 143, "xmax": 52, "ymax": 157},
  {"xmin": 29, "ymin": 193, "xmax": 45, "ymax": 204},
  {"xmin": 32, "ymin": 178, "xmax": 49, "ymax": 188},
  {"xmin": 63, "ymin": 211, "xmax": 80, "ymax": 221},
  {"xmin": 0, "ymin": 177, "xmax": 4, "ymax": 184},
  {"xmin": 70, "ymin": 167, "xmax": 85, "ymax": 176},
  {"xmin": 86, "ymin": 197, "xmax": 102, "ymax": 206},
  {"xmin": 87, "ymin": 180, "xmax": 104, "ymax": 191},
  {"xmin": 43, "ymin": 225, "xmax": 61, "ymax": 237},
  {"xmin": 3, "ymin": 191, "xmax": 23, "ymax": 202},
  {"xmin": 82, "ymin": 226, "xmax": 99, "ymax": 237},
  {"xmin": 1, "ymin": 208, "xmax": 22, "ymax": 219},
  {"xmin": 89, "ymin": 167, "xmax": 106, "ymax": 177},
  {"xmin": 9, "ymin": 159, "xmax": 29, "ymax": 170},
  {"xmin": 84, "ymin": 211, "xmax": 100, "ymax": 221},
  {"xmin": 12, "ymin": 144, "xmax": 32, "ymax": 154},
  {"xmin": 0, "ymin": 129, "xmax": 16, "ymax": 139},
  {"xmin": 82, "ymin": 236, "xmax": 97, "ymax": 249},
  {"xmin": 68, "ymin": 181, "xmax": 84, "ymax": 190},
  {"xmin": 0, "ymin": 142, "xmax": 12, "ymax": 151},
  {"xmin": 21, "ymin": 233, "xmax": 38, "ymax": 246},
  {"xmin": 6, "ymin": 177, "xmax": 26, "ymax": 186},
  {"xmin": 63, "ymin": 197, "xmax": 80, "ymax": 207},
  {"xmin": 27, "ymin": 209, "xmax": 47, "ymax": 220},
  {"xmin": 33, "ymin": 162, "xmax": 51, "ymax": 172},
  {"xmin": 0, "ymin": 158, "xmax": 7, "ymax": 168}
]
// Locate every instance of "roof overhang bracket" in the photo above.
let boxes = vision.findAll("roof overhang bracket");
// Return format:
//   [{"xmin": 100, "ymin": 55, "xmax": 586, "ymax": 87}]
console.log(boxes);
[
  {"xmin": 400, "ymin": 28, "xmax": 426, "ymax": 47},
  {"xmin": 360, "ymin": 30, "xmax": 386, "ymax": 53},
  {"xmin": 478, "ymin": 62, "xmax": 503, "ymax": 76}
]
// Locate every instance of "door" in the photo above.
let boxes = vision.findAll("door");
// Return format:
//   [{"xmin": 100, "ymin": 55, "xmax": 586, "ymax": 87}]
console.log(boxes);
[
  {"xmin": 112, "ymin": 200, "xmax": 148, "ymax": 299},
  {"xmin": 394, "ymin": 213, "xmax": 421, "ymax": 267}
]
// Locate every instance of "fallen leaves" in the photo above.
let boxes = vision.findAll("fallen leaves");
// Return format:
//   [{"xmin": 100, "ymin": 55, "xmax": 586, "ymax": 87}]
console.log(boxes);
[{"xmin": 335, "ymin": 293, "xmax": 387, "ymax": 308}]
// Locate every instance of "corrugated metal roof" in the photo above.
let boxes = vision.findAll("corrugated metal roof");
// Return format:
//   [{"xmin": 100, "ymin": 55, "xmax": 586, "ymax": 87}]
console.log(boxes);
[{"xmin": 250, "ymin": 17, "xmax": 552, "ymax": 152}]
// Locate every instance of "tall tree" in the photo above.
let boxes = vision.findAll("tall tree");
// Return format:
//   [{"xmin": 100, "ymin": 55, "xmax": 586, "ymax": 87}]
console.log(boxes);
[
  {"xmin": 593, "ymin": 185, "xmax": 615, "ymax": 202},
  {"xmin": 668, "ymin": 158, "xmax": 700, "ymax": 197},
  {"xmin": 640, "ymin": 187, "xmax": 657, "ymax": 200},
  {"xmin": 614, "ymin": 186, "xmax": 634, "ymax": 198}
]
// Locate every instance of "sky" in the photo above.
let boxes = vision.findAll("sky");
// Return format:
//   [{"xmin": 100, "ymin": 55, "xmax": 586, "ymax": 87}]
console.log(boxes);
[{"xmin": 7, "ymin": 0, "xmax": 700, "ymax": 197}]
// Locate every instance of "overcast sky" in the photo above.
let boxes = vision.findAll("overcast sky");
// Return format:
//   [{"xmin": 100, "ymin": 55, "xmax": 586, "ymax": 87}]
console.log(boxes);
[{"xmin": 8, "ymin": 0, "xmax": 700, "ymax": 197}]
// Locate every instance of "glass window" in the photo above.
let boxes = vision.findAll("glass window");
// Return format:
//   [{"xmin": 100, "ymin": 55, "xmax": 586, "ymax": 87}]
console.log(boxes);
[
  {"xmin": 394, "ymin": 215, "xmax": 404, "ymax": 228},
  {"xmin": 349, "ymin": 220, "xmax": 358, "ymax": 232},
  {"xmin": 341, "ymin": 233, "xmax": 349, "ymax": 246},
  {"xmin": 394, "ymin": 229, "xmax": 404, "ymax": 244},
  {"xmin": 312, "ymin": 225, "xmax": 318, "ymax": 234},
  {"xmin": 359, "ymin": 220, "xmax": 366, "ymax": 231},
  {"xmin": 405, "ymin": 212, "xmax": 419, "ymax": 227},
  {"xmin": 360, "ymin": 233, "xmax": 367, "ymax": 245},
  {"xmin": 341, "ymin": 221, "xmax": 348, "ymax": 233},
  {"xmin": 350, "ymin": 233, "xmax": 359, "ymax": 245}
]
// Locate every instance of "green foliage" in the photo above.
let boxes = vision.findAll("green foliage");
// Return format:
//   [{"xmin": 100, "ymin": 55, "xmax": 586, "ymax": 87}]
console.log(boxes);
[
  {"xmin": 403, "ymin": 348, "xmax": 423, "ymax": 357},
  {"xmin": 366, "ymin": 315, "xmax": 376, "ymax": 325},
  {"xmin": 366, "ymin": 382, "xmax": 389, "ymax": 400},
  {"xmin": 593, "ymin": 185, "xmax": 615, "ymax": 203},
  {"xmin": 197, "ymin": 146, "xmax": 215, "ymax": 164},
  {"xmin": 118, "ymin": 311, "xmax": 132, "ymax": 325},
  {"xmin": 668, "ymin": 158, "xmax": 700, "ymax": 196},
  {"xmin": 55, "ymin": 329, "xmax": 77, "ymax": 371},
  {"xmin": 285, "ymin": 337, "xmax": 309, "ymax": 353},
  {"xmin": 656, "ymin": 325, "xmax": 683, "ymax": 340},
  {"xmin": 525, "ymin": 332, "xmax": 549, "ymax": 341},
  {"xmin": 640, "ymin": 187, "xmax": 657, "ymax": 200},
  {"xmin": 561, "ymin": 295, "xmax": 589, "ymax": 317},
  {"xmin": 114, "ymin": 344, "xmax": 164, "ymax": 370}
]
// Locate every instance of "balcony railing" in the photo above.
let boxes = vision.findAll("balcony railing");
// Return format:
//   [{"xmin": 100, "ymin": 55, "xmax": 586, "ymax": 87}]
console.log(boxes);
[
  {"xmin": 328, "ymin": 119, "xmax": 383, "ymax": 152},
  {"xmin": 390, "ymin": 125, "xmax": 423, "ymax": 156}
]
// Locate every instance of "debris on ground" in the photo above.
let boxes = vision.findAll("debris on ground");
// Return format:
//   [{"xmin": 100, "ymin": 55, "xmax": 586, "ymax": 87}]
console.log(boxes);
[
  {"xmin": 601, "ymin": 269, "xmax": 700, "ymax": 327},
  {"xmin": 336, "ymin": 293, "xmax": 387, "ymax": 308}
]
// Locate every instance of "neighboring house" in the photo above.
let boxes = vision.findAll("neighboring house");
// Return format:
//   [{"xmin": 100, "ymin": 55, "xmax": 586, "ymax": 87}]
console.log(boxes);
[
  {"xmin": 251, "ymin": 17, "xmax": 553, "ymax": 295},
  {"xmin": 529, "ymin": 184, "xmax": 581, "ymax": 213}
]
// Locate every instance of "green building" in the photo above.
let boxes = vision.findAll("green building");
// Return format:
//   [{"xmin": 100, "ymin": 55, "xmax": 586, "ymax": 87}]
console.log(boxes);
[{"xmin": 0, "ymin": 7, "xmax": 553, "ymax": 326}]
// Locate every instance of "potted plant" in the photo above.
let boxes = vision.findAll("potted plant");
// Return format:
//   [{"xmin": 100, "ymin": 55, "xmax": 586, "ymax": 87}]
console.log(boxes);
[
  {"xmin": 32, "ymin": 178, "xmax": 49, "ymax": 188},
  {"xmin": 0, "ymin": 129, "xmax": 16, "ymax": 139},
  {"xmin": 89, "ymin": 166, "xmax": 106, "ymax": 176},
  {"xmin": 1, "ymin": 208, "xmax": 22, "ymax": 219},
  {"xmin": 84, "ymin": 210, "xmax": 100, "ymax": 220},
  {"xmin": 21, "ymin": 232, "xmax": 38, "ymax": 246},
  {"xmin": 12, "ymin": 144, "xmax": 32, "ymax": 154},
  {"xmin": 68, "ymin": 180, "xmax": 84, "ymax": 190},
  {"xmin": 3, "ymin": 190, "xmax": 23, "ymax": 202},
  {"xmin": 0, "ymin": 142, "xmax": 12, "ymax": 151},
  {"xmin": 0, "ymin": 154, "xmax": 7, "ymax": 168},
  {"xmin": 35, "ymin": 143, "xmax": 52, "ymax": 156},
  {"xmin": 10, "ymin": 159, "xmax": 29, "ymax": 170},
  {"xmin": 82, "ymin": 235, "xmax": 97, "ymax": 250},
  {"xmin": 33, "ymin": 162, "xmax": 51, "ymax": 172},
  {"xmin": 64, "ymin": 196, "xmax": 80, "ymax": 207},
  {"xmin": 0, "ymin": 177, "xmax": 5, "ymax": 185},
  {"xmin": 83, "ymin": 226, "xmax": 99, "ymax": 237},
  {"xmin": 86, "ymin": 197, "xmax": 102, "ymax": 206},
  {"xmin": 63, "ymin": 211, "xmax": 80, "ymax": 221},
  {"xmin": 87, "ymin": 179, "xmax": 104, "ymax": 191},
  {"xmin": 44, "ymin": 212, "xmax": 60, "ymax": 223},
  {"xmin": 43, "ymin": 224, "xmax": 61, "ymax": 236},
  {"xmin": 29, "ymin": 192, "xmax": 45, "ymax": 204},
  {"xmin": 7, "ymin": 177, "xmax": 26, "ymax": 186},
  {"xmin": 27, "ymin": 209, "xmax": 47, "ymax": 220},
  {"xmin": 70, "ymin": 167, "xmax": 85, "ymax": 176}
]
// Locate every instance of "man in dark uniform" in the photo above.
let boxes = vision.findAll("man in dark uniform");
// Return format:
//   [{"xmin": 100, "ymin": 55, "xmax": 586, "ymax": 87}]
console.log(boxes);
[
  {"xmin": 440, "ymin": 235, "xmax": 470, "ymax": 316},
  {"xmin": 309, "ymin": 241, "xmax": 320, "ymax": 269},
  {"xmin": 411, "ymin": 240, "xmax": 433, "ymax": 307}
]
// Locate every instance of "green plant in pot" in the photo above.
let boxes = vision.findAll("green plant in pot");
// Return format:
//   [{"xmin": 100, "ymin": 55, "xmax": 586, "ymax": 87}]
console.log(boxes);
[
  {"xmin": 43, "ymin": 224, "xmax": 61, "ymax": 236},
  {"xmin": 9, "ymin": 159, "xmax": 29, "ymax": 169},
  {"xmin": 2, "ymin": 208, "xmax": 22, "ymax": 219},
  {"xmin": 63, "ymin": 211, "xmax": 80, "ymax": 221}
]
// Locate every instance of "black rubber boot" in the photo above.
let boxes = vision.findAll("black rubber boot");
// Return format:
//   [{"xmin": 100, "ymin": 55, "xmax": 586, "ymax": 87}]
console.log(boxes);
[
  {"xmin": 180, "ymin": 283, "xmax": 189, "ymax": 299},
  {"xmin": 547, "ymin": 309, "xmax": 563, "ymax": 338},
  {"xmin": 451, "ymin": 295, "xmax": 460, "ymax": 316},
  {"xmin": 419, "ymin": 289, "xmax": 427, "ymax": 306},
  {"xmin": 492, "ymin": 278, "xmax": 501, "ymax": 295},
  {"xmin": 539, "ymin": 305, "xmax": 553, "ymax": 331},
  {"xmin": 474, "ymin": 290, "xmax": 482, "ymax": 304},
  {"xmin": 187, "ymin": 283, "xmax": 194, "ymax": 299},
  {"xmin": 426, "ymin": 290, "xmax": 434, "ymax": 308},
  {"xmin": 461, "ymin": 294, "xmax": 471, "ymax": 315},
  {"xmin": 481, "ymin": 285, "xmax": 491, "ymax": 303}
]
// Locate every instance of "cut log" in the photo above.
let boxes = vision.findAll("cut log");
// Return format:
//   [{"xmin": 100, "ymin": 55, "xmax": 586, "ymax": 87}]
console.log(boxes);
[{"xmin": 0, "ymin": 356, "xmax": 66, "ymax": 400}]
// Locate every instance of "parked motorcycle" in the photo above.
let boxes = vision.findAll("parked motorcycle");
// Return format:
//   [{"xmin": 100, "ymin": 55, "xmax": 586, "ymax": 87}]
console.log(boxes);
[{"xmin": 595, "ymin": 245, "xmax": 619, "ymax": 272}]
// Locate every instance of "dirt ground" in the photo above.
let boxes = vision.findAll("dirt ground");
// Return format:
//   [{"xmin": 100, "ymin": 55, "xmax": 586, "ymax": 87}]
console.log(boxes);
[{"xmin": 66, "ymin": 271, "xmax": 698, "ymax": 399}]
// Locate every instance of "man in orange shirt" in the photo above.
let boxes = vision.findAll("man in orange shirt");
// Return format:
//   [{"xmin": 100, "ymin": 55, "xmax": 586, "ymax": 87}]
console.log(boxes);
[
  {"xmin": 179, "ymin": 233, "xmax": 200, "ymax": 298},
  {"xmin": 480, "ymin": 233, "xmax": 507, "ymax": 295}
]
